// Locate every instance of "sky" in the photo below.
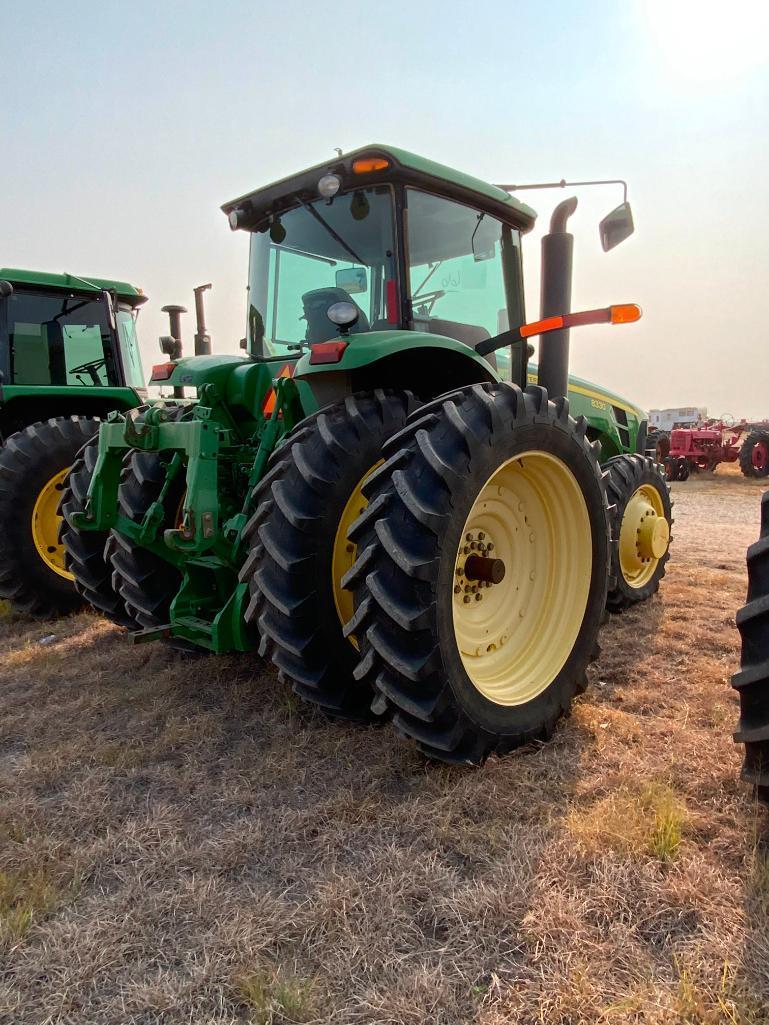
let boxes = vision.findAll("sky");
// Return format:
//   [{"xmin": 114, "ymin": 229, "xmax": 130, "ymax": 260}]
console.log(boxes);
[{"xmin": 2, "ymin": 0, "xmax": 768, "ymax": 417}]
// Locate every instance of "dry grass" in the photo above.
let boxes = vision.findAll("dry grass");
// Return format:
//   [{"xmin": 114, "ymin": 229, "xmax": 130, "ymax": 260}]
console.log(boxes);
[{"xmin": 0, "ymin": 464, "xmax": 768, "ymax": 1023}]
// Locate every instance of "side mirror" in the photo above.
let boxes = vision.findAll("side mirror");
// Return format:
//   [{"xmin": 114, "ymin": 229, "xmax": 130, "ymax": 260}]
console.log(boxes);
[
  {"xmin": 335, "ymin": 267, "xmax": 367, "ymax": 295},
  {"xmin": 159, "ymin": 335, "xmax": 182, "ymax": 359},
  {"xmin": 0, "ymin": 280, "xmax": 13, "ymax": 299},
  {"xmin": 599, "ymin": 201, "xmax": 634, "ymax": 252},
  {"xmin": 239, "ymin": 337, "xmax": 247, "ymax": 350}
]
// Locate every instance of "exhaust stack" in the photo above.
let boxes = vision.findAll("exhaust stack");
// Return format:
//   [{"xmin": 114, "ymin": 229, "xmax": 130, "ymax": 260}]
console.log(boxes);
[{"xmin": 537, "ymin": 197, "xmax": 577, "ymax": 402}]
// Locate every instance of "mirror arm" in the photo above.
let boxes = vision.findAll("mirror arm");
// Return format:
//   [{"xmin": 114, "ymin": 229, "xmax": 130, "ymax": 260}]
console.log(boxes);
[{"xmin": 494, "ymin": 178, "xmax": 628, "ymax": 203}]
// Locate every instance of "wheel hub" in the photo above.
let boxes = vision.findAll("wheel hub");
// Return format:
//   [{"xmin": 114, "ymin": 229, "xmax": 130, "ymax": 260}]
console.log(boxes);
[
  {"xmin": 451, "ymin": 451, "xmax": 592, "ymax": 706},
  {"xmin": 618, "ymin": 485, "xmax": 669, "ymax": 588}
]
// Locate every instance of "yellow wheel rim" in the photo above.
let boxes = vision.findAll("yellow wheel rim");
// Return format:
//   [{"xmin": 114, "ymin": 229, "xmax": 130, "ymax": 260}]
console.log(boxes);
[
  {"xmin": 331, "ymin": 461, "xmax": 383, "ymax": 648},
  {"xmin": 618, "ymin": 484, "xmax": 670, "ymax": 589},
  {"xmin": 452, "ymin": 451, "xmax": 592, "ymax": 706},
  {"xmin": 31, "ymin": 468, "xmax": 74, "ymax": 581}
]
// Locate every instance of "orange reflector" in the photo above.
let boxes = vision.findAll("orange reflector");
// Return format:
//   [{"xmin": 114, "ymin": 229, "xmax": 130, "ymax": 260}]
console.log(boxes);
[
  {"xmin": 150, "ymin": 361, "xmax": 176, "ymax": 381},
  {"xmin": 309, "ymin": 340, "xmax": 348, "ymax": 365},
  {"xmin": 262, "ymin": 363, "xmax": 294, "ymax": 415},
  {"xmin": 352, "ymin": 157, "xmax": 390, "ymax": 174},
  {"xmin": 610, "ymin": 303, "xmax": 642, "ymax": 324},
  {"xmin": 520, "ymin": 316, "xmax": 563, "ymax": 338}
]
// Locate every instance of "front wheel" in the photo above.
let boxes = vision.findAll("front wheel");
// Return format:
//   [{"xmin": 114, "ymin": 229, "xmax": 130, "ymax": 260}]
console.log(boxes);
[
  {"xmin": 346, "ymin": 384, "xmax": 611, "ymax": 764},
  {"xmin": 603, "ymin": 454, "xmax": 672, "ymax": 613}
]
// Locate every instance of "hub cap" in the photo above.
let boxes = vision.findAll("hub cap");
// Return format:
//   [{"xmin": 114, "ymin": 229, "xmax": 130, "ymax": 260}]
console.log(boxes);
[
  {"xmin": 618, "ymin": 484, "xmax": 670, "ymax": 589},
  {"xmin": 31, "ymin": 468, "xmax": 74, "ymax": 580},
  {"xmin": 452, "ymin": 451, "xmax": 592, "ymax": 706}
]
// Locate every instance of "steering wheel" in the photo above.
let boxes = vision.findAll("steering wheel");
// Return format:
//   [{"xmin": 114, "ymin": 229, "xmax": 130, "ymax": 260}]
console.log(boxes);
[
  {"xmin": 411, "ymin": 288, "xmax": 446, "ymax": 317},
  {"xmin": 69, "ymin": 357, "xmax": 107, "ymax": 384}
]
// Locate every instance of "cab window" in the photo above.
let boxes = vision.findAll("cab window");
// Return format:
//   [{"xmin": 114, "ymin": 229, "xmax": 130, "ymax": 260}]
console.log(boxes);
[
  {"xmin": 247, "ymin": 186, "xmax": 396, "ymax": 356},
  {"xmin": 6, "ymin": 291, "xmax": 119, "ymax": 387},
  {"xmin": 405, "ymin": 189, "xmax": 523, "ymax": 374}
]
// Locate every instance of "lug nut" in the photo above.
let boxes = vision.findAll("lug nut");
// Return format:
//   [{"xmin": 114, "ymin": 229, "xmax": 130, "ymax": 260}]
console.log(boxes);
[
  {"xmin": 478, "ymin": 531, "xmax": 485, "ymax": 540},
  {"xmin": 475, "ymin": 593, "xmax": 483, "ymax": 601},
  {"xmin": 466, "ymin": 532, "xmax": 473, "ymax": 542},
  {"xmin": 463, "ymin": 595, "xmax": 472, "ymax": 603},
  {"xmin": 454, "ymin": 585, "xmax": 461, "ymax": 594},
  {"xmin": 487, "ymin": 542, "xmax": 494, "ymax": 551}
]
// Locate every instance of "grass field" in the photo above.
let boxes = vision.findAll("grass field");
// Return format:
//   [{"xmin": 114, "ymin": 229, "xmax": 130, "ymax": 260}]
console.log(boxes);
[{"xmin": 1, "ymin": 466, "xmax": 768, "ymax": 1024}]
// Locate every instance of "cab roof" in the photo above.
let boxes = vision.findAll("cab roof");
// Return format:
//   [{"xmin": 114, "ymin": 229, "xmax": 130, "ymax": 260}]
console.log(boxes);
[
  {"xmin": 0, "ymin": 267, "xmax": 147, "ymax": 306},
  {"xmin": 222, "ymin": 144, "xmax": 538, "ymax": 233}
]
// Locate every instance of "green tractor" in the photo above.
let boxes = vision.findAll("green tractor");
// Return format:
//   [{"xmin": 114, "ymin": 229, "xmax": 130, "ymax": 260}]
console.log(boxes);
[
  {"xmin": 0, "ymin": 269, "xmax": 147, "ymax": 616},
  {"xmin": 62, "ymin": 146, "xmax": 672, "ymax": 762}
]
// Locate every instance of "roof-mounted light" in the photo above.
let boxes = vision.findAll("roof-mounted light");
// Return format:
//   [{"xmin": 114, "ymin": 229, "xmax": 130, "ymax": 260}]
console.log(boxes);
[
  {"xmin": 352, "ymin": 157, "xmax": 389, "ymax": 174},
  {"xmin": 228, "ymin": 207, "xmax": 246, "ymax": 231},
  {"xmin": 318, "ymin": 173, "xmax": 342, "ymax": 198}
]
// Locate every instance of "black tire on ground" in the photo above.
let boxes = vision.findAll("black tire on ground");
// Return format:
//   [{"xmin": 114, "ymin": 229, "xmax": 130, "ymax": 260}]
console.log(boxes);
[
  {"xmin": 664, "ymin": 457, "xmax": 679, "ymax": 482},
  {"xmin": 732, "ymin": 490, "xmax": 769, "ymax": 803},
  {"xmin": 60, "ymin": 436, "xmax": 137, "ymax": 628},
  {"xmin": 0, "ymin": 417, "xmax": 99, "ymax": 617},
  {"xmin": 739, "ymin": 431, "xmax": 769, "ymax": 479},
  {"xmin": 646, "ymin": 431, "xmax": 670, "ymax": 463},
  {"xmin": 345, "ymin": 383, "xmax": 611, "ymax": 764},
  {"xmin": 603, "ymin": 454, "xmax": 673, "ymax": 613},
  {"xmin": 677, "ymin": 457, "xmax": 690, "ymax": 481},
  {"xmin": 108, "ymin": 448, "xmax": 187, "ymax": 632},
  {"xmin": 240, "ymin": 390, "xmax": 417, "ymax": 721}
]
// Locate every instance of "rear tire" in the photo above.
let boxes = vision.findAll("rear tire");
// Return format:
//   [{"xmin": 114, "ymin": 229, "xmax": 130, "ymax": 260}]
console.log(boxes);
[
  {"xmin": 603, "ymin": 454, "xmax": 672, "ymax": 613},
  {"xmin": 60, "ymin": 436, "xmax": 137, "ymax": 628},
  {"xmin": 677, "ymin": 457, "xmax": 690, "ymax": 481},
  {"xmin": 732, "ymin": 490, "xmax": 769, "ymax": 802},
  {"xmin": 739, "ymin": 431, "xmax": 769, "ymax": 478},
  {"xmin": 346, "ymin": 384, "xmax": 610, "ymax": 764},
  {"xmin": 108, "ymin": 449, "xmax": 186, "ymax": 632},
  {"xmin": 0, "ymin": 417, "xmax": 98, "ymax": 616},
  {"xmin": 240, "ymin": 390, "xmax": 417, "ymax": 720}
]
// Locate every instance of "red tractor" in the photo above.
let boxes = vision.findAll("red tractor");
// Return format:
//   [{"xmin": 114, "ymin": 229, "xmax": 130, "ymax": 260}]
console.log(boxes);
[{"xmin": 649, "ymin": 421, "xmax": 769, "ymax": 481}]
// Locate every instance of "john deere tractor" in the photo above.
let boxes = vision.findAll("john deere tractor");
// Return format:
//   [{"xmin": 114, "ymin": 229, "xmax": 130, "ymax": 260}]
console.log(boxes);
[
  {"xmin": 0, "ymin": 270, "xmax": 147, "ymax": 616},
  {"xmin": 62, "ymin": 146, "xmax": 672, "ymax": 762}
]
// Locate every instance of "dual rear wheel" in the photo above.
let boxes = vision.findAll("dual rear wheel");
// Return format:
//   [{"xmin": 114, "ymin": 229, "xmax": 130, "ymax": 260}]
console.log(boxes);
[{"xmin": 242, "ymin": 384, "xmax": 613, "ymax": 762}]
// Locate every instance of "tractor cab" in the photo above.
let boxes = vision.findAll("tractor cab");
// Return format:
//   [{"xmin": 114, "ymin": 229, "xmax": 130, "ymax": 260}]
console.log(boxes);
[
  {"xmin": 0, "ymin": 269, "xmax": 146, "ymax": 405},
  {"xmin": 226, "ymin": 146, "xmax": 535, "ymax": 386}
]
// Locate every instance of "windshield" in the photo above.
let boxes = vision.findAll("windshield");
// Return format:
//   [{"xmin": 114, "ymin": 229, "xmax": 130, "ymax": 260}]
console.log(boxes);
[
  {"xmin": 116, "ymin": 308, "xmax": 145, "ymax": 389},
  {"xmin": 247, "ymin": 186, "xmax": 396, "ymax": 356},
  {"xmin": 4, "ymin": 290, "xmax": 121, "ymax": 387}
]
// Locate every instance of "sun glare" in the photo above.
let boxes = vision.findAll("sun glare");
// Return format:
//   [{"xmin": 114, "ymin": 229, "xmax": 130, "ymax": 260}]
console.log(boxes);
[{"xmin": 642, "ymin": 0, "xmax": 769, "ymax": 83}]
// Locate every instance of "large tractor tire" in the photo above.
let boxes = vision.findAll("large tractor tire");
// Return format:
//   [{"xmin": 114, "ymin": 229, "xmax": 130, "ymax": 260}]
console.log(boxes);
[
  {"xmin": 241, "ymin": 390, "xmax": 417, "ymax": 721},
  {"xmin": 739, "ymin": 431, "xmax": 769, "ymax": 478},
  {"xmin": 345, "ymin": 383, "xmax": 611, "ymax": 764},
  {"xmin": 60, "ymin": 436, "xmax": 137, "ymax": 628},
  {"xmin": 108, "ymin": 449, "xmax": 186, "ymax": 632},
  {"xmin": 732, "ymin": 490, "xmax": 769, "ymax": 802},
  {"xmin": 603, "ymin": 454, "xmax": 672, "ymax": 613},
  {"xmin": 0, "ymin": 416, "xmax": 98, "ymax": 617}
]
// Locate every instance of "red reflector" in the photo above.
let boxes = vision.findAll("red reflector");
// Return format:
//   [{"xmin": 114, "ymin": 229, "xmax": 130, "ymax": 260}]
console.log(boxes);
[
  {"xmin": 150, "ymin": 361, "xmax": 176, "ymax": 381},
  {"xmin": 309, "ymin": 341, "xmax": 348, "ymax": 365},
  {"xmin": 385, "ymin": 279, "xmax": 398, "ymax": 324}
]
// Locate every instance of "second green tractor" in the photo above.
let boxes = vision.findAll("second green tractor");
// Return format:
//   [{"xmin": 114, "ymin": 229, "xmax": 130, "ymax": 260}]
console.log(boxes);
[{"xmin": 62, "ymin": 146, "xmax": 672, "ymax": 762}]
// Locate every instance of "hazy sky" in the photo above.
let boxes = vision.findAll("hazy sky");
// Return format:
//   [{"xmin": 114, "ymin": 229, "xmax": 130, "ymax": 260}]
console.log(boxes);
[{"xmin": 2, "ymin": 0, "xmax": 768, "ymax": 417}]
